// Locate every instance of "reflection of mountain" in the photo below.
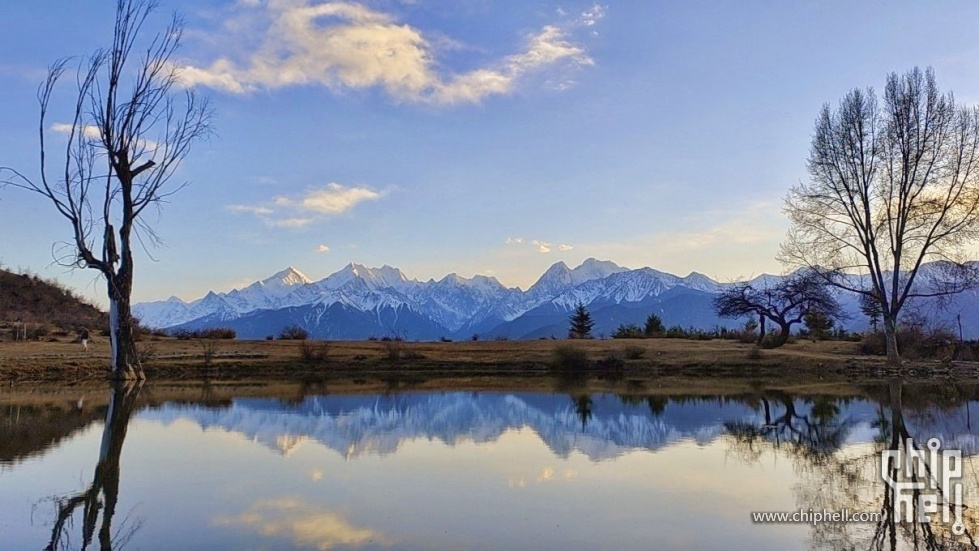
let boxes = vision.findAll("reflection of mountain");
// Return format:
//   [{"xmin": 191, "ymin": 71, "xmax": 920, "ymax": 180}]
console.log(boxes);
[{"xmin": 138, "ymin": 392, "xmax": 979, "ymax": 462}]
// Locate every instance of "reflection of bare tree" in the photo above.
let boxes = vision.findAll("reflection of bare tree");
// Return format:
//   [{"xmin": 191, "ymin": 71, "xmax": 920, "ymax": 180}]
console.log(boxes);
[
  {"xmin": 45, "ymin": 382, "xmax": 143, "ymax": 551},
  {"xmin": 727, "ymin": 382, "xmax": 979, "ymax": 549},
  {"xmin": 724, "ymin": 393, "xmax": 853, "ymax": 466},
  {"xmin": 869, "ymin": 381, "xmax": 978, "ymax": 550}
]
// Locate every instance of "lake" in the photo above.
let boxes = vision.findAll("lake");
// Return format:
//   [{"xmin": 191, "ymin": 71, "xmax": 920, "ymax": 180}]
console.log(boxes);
[{"xmin": 2, "ymin": 379, "xmax": 977, "ymax": 550}]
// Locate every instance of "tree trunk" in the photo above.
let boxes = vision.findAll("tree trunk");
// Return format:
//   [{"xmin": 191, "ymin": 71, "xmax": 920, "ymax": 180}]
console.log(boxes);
[
  {"xmin": 883, "ymin": 315, "xmax": 902, "ymax": 368},
  {"xmin": 107, "ymin": 277, "xmax": 143, "ymax": 380},
  {"xmin": 757, "ymin": 315, "xmax": 767, "ymax": 345},
  {"xmin": 770, "ymin": 321, "xmax": 790, "ymax": 348}
]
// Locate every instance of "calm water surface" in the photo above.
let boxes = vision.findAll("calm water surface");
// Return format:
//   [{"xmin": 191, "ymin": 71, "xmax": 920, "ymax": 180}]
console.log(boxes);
[{"xmin": 2, "ymin": 381, "xmax": 978, "ymax": 550}]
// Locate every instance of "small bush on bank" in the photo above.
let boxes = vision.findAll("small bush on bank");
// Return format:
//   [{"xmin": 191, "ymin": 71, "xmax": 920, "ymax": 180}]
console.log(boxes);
[
  {"xmin": 551, "ymin": 344, "xmax": 590, "ymax": 372},
  {"xmin": 623, "ymin": 345, "xmax": 646, "ymax": 360},
  {"xmin": 170, "ymin": 327, "xmax": 236, "ymax": 340},
  {"xmin": 298, "ymin": 340, "xmax": 329, "ymax": 363},
  {"xmin": 278, "ymin": 325, "xmax": 309, "ymax": 340},
  {"xmin": 612, "ymin": 323, "xmax": 644, "ymax": 339},
  {"xmin": 857, "ymin": 327, "xmax": 974, "ymax": 361}
]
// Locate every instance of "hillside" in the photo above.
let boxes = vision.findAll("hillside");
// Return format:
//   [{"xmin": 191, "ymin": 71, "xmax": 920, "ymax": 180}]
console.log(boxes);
[{"xmin": 0, "ymin": 268, "xmax": 107, "ymax": 335}]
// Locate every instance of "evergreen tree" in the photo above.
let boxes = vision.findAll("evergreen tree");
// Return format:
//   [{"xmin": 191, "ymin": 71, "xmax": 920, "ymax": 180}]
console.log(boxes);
[
  {"xmin": 859, "ymin": 292, "xmax": 883, "ymax": 332},
  {"xmin": 803, "ymin": 311, "xmax": 834, "ymax": 341},
  {"xmin": 568, "ymin": 302, "xmax": 594, "ymax": 339},
  {"xmin": 643, "ymin": 313, "xmax": 664, "ymax": 336}
]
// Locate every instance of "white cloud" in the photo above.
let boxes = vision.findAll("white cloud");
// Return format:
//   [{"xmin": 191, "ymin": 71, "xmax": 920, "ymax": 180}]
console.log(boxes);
[
  {"xmin": 315, "ymin": 244, "xmax": 331, "ymax": 253},
  {"xmin": 580, "ymin": 4, "xmax": 607, "ymax": 27},
  {"xmin": 179, "ymin": 1, "xmax": 602, "ymax": 104},
  {"xmin": 228, "ymin": 182, "xmax": 382, "ymax": 229},
  {"xmin": 51, "ymin": 122, "xmax": 101, "ymax": 140},
  {"xmin": 279, "ymin": 183, "xmax": 382, "ymax": 215},
  {"xmin": 507, "ymin": 237, "xmax": 573, "ymax": 254},
  {"xmin": 269, "ymin": 217, "xmax": 314, "ymax": 228},
  {"xmin": 52, "ymin": 122, "xmax": 160, "ymax": 152},
  {"xmin": 228, "ymin": 204, "xmax": 274, "ymax": 215}
]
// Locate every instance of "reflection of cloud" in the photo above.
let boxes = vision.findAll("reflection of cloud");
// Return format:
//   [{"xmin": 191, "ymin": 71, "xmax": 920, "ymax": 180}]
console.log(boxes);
[
  {"xmin": 215, "ymin": 498, "xmax": 390, "ymax": 550},
  {"xmin": 537, "ymin": 466, "xmax": 555, "ymax": 482},
  {"xmin": 310, "ymin": 469, "xmax": 325, "ymax": 481}
]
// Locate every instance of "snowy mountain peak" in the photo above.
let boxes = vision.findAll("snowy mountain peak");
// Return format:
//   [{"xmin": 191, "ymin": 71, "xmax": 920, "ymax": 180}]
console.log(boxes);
[
  {"xmin": 263, "ymin": 266, "xmax": 312, "ymax": 287},
  {"xmin": 574, "ymin": 258, "xmax": 626, "ymax": 279},
  {"xmin": 529, "ymin": 258, "xmax": 626, "ymax": 295}
]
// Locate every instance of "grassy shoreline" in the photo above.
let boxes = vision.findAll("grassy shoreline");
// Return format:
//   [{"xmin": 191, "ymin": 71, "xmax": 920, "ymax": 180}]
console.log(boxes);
[{"xmin": 2, "ymin": 336, "xmax": 978, "ymax": 384}]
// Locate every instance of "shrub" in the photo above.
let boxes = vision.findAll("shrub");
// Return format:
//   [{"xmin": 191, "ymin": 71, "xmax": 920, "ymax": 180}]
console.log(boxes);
[
  {"xmin": 623, "ymin": 345, "xmax": 646, "ymax": 360},
  {"xmin": 265, "ymin": 335, "xmax": 274, "ymax": 341},
  {"xmin": 612, "ymin": 323, "xmax": 644, "ymax": 339},
  {"xmin": 471, "ymin": 334, "xmax": 479, "ymax": 342},
  {"xmin": 170, "ymin": 327, "xmax": 236, "ymax": 339},
  {"xmin": 643, "ymin": 313, "xmax": 665, "ymax": 336},
  {"xmin": 137, "ymin": 342, "xmax": 159, "ymax": 364},
  {"xmin": 596, "ymin": 350, "xmax": 626, "ymax": 381},
  {"xmin": 278, "ymin": 325, "xmax": 309, "ymax": 340},
  {"xmin": 746, "ymin": 345, "xmax": 762, "ymax": 360},
  {"xmin": 199, "ymin": 327, "xmax": 236, "ymax": 339},
  {"xmin": 298, "ymin": 340, "xmax": 329, "ymax": 363},
  {"xmin": 551, "ymin": 345, "xmax": 590, "ymax": 372},
  {"xmin": 199, "ymin": 339, "xmax": 219, "ymax": 366},
  {"xmin": 858, "ymin": 327, "xmax": 960, "ymax": 360},
  {"xmin": 439, "ymin": 336, "xmax": 453, "ymax": 343},
  {"xmin": 381, "ymin": 340, "xmax": 424, "ymax": 361}
]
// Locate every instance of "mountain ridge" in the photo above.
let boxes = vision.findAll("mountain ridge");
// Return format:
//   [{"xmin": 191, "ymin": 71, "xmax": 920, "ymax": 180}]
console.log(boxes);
[{"xmin": 133, "ymin": 259, "xmax": 979, "ymax": 340}]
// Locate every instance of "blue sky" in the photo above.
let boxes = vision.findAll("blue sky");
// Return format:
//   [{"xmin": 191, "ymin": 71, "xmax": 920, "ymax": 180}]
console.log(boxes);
[{"xmin": 3, "ymin": 1, "xmax": 979, "ymax": 305}]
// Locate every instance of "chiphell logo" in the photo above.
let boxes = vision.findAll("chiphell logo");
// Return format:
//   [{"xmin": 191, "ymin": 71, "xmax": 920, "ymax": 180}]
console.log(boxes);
[{"xmin": 880, "ymin": 437, "xmax": 965, "ymax": 535}]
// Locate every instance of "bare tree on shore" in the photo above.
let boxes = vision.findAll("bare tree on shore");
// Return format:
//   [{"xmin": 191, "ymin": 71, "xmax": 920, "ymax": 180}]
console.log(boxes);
[
  {"xmin": 0, "ymin": 0, "xmax": 212, "ymax": 379},
  {"xmin": 781, "ymin": 67, "xmax": 979, "ymax": 367}
]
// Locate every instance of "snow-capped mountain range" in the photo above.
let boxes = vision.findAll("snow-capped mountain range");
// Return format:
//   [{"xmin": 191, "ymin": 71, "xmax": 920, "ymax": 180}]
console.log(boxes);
[
  {"xmin": 133, "ymin": 259, "xmax": 979, "ymax": 340},
  {"xmin": 139, "ymin": 392, "xmax": 979, "ymax": 462}
]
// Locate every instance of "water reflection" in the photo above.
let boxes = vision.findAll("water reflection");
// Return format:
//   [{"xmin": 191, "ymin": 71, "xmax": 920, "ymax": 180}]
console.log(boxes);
[
  {"xmin": 3, "ymin": 381, "xmax": 979, "ymax": 549},
  {"xmin": 43, "ymin": 382, "xmax": 143, "ymax": 550}
]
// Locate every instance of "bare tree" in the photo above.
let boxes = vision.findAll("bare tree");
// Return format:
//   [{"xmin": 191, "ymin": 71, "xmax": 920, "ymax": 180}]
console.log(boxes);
[
  {"xmin": 0, "ymin": 0, "xmax": 212, "ymax": 379},
  {"xmin": 713, "ymin": 270, "xmax": 842, "ymax": 348},
  {"xmin": 781, "ymin": 67, "xmax": 979, "ymax": 366}
]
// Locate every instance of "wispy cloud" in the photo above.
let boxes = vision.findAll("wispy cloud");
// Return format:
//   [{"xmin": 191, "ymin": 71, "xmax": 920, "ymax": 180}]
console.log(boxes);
[
  {"xmin": 179, "ymin": 1, "xmax": 605, "ymax": 104},
  {"xmin": 277, "ymin": 183, "xmax": 382, "ymax": 215},
  {"xmin": 533, "ymin": 240, "xmax": 552, "ymax": 253},
  {"xmin": 228, "ymin": 204, "xmax": 274, "ymax": 216},
  {"xmin": 51, "ymin": 122, "xmax": 101, "ymax": 140},
  {"xmin": 506, "ymin": 237, "xmax": 573, "ymax": 254},
  {"xmin": 51, "ymin": 122, "xmax": 160, "ymax": 152},
  {"xmin": 228, "ymin": 182, "xmax": 382, "ymax": 228}
]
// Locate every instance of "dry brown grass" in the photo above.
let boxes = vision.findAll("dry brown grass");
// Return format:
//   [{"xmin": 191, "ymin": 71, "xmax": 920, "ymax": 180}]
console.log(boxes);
[{"xmin": 1, "ymin": 335, "xmax": 976, "ymax": 384}]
